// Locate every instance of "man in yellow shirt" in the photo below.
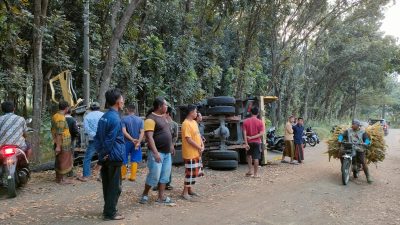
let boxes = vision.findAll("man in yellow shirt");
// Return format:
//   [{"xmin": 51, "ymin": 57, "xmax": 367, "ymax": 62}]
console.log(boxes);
[
  {"xmin": 181, "ymin": 105, "xmax": 204, "ymax": 200},
  {"xmin": 51, "ymin": 100, "xmax": 73, "ymax": 184}
]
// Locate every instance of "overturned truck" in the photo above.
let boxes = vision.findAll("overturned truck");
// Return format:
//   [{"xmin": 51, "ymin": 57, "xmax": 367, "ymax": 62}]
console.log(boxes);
[{"xmin": 174, "ymin": 96, "xmax": 278, "ymax": 170}]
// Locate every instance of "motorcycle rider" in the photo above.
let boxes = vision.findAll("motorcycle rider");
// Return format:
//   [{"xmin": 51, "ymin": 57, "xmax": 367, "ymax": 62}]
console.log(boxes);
[
  {"xmin": 338, "ymin": 119, "xmax": 372, "ymax": 184},
  {"xmin": 0, "ymin": 101, "xmax": 32, "ymax": 160}
]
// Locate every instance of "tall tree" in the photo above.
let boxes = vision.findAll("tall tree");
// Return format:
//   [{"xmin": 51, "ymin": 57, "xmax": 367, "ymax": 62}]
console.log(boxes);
[
  {"xmin": 32, "ymin": 0, "xmax": 48, "ymax": 162},
  {"xmin": 97, "ymin": 0, "xmax": 143, "ymax": 108}
]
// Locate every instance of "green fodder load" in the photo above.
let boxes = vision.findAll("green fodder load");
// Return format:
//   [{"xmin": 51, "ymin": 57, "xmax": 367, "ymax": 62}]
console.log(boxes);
[{"xmin": 327, "ymin": 123, "xmax": 387, "ymax": 164}]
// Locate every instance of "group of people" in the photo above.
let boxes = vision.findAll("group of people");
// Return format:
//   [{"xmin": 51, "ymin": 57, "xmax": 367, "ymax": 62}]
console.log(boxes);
[
  {"xmin": 0, "ymin": 91, "xmax": 375, "ymax": 221},
  {"xmin": 50, "ymin": 89, "xmax": 205, "ymax": 220},
  {"xmin": 281, "ymin": 115, "xmax": 305, "ymax": 165}
]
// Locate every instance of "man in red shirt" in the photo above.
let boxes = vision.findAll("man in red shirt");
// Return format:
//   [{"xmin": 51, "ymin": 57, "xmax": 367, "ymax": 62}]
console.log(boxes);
[{"xmin": 243, "ymin": 107, "xmax": 265, "ymax": 178}]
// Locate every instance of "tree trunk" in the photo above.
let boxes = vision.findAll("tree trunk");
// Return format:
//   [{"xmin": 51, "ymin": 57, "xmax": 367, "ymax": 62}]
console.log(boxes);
[
  {"xmin": 97, "ymin": 0, "xmax": 143, "ymax": 108},
  {"xmin": 31, "ymin": 0, "xmax": 48, "ymax": 163},
  {"xmin": 83, "ymin": 0, "xmax": 90, "ymax": 106}
]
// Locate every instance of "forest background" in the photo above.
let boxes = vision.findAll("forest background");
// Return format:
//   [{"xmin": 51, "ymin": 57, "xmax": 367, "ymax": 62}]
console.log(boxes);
[{"xmin": 1, "ymin": 0, "xmax": 399, "ymax": 162}]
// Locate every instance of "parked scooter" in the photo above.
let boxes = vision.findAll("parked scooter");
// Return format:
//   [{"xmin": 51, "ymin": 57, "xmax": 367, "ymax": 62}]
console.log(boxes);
[
  {"xmin": 0, "ymin": 119, "xmax": 32, "ymax": 198},
  {"xmin": 266, "ymin": 127, "xmax": 284, "ymax": 151},
  {"xmin": 305, "ymin": 127, "xmax": 320, "ymax": 147}
]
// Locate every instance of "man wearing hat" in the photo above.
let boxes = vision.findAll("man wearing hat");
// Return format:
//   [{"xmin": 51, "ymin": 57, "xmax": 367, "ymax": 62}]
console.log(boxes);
[
  {"xmin": 78, "ymin": 102, "xmax": 104, "ymax": 182},
  {"xmin": 338, "ymin": 119, "xmax": 373, "ymax": 184}
]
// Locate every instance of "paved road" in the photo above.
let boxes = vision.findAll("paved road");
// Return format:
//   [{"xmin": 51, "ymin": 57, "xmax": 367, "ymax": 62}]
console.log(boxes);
[{"xmin": 0, "ymin": 130, "xmax": 399, "ymax": 225}]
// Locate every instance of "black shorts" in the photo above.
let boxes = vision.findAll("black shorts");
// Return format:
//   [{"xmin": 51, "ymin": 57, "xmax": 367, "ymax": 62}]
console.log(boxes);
[{"xmin": 247, "ymin": 143, "xmax": 261, "ymax": 160}]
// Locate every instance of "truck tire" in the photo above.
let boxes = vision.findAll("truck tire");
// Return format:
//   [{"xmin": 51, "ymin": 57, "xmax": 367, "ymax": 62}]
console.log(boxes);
[
  {"xmin": 208, "ymin": 160, "xmax": 238, "ymax": 170},
  {"xmin": 208, "ymin": 106, "xmax": 236, "ymax": 116},
  {"xmin": 208, "ymin": 150, "xmax": 238, "ymax": 161},
  {"xmin": 208, "ymin": 96, "xmax": 236, "ymax": 106}
]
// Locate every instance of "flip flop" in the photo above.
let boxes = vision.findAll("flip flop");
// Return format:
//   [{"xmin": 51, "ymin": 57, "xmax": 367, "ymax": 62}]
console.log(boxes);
[{"xmin": 245, "ymin": 172, "xmax": 253, "ymax": 177}]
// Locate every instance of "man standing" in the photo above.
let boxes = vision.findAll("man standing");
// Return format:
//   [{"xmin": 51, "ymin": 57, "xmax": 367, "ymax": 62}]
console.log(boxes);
[
  {"xmin": 78, "ymin": 102, "xmax": 104, "ymax": 182},
  {"xmin": 51, "ymin": 101, "xmax": 73, "ymax": 184},
  {"xmin": 281, "ymin": 115, "xmax": 296, "ymax": 164},
  {"xmin": 121, "ymin": 104, "xmax": 144, "ymax": 181},
  {"xmin": 139, "ymin": 97, "xmax": 174, "ymax": 205},
  {"xmin": 166, "ymin": 106, "xmax": 178, "ymax": 190},
  {"xmin": 293, "ymin": 117, "xmax": 305, "ymax": 163},
  {"xmin": 181, "ymin": 105, "xmax": 204, "ymax": 200},
  {"xmin": 94, "ymin": 89, "xmax": 125, "ymax": 221},
  {"xmin": 0, "ymin": 101, "xmax": 31, "ymax": 159},
  {"xmin": 243, "ymin": 107, "xmax": 265, "ymax": 178},
  {"xmin": 65, "ymin": 109, "xmax": 79, "ymax": 177}
]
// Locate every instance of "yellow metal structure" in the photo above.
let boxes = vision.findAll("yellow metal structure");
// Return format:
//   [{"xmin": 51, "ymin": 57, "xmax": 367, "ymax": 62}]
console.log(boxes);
[
  {"xmin": 49, "ymin": 70, "xmax": 83, "ymax": 109},
  {"xmin": 259, "ymin": 95, "xmax": 279, "ymax": 164}
]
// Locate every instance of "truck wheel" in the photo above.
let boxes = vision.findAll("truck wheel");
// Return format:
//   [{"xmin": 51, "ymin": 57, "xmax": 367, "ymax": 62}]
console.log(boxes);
[
  {"xmin": 208, "ymin": 96, "xmax": 236, "ymax": 106},
  {"xmin": 208, "ymin": 106, "xmax": 236, "ymax": 116},
  {"xmin": 208, "ymin": 150, "xmax": 238, "ymax": 160},
  {"xmin": 208, "ymin": 160, "xmax": 238, "ymax": 170}
]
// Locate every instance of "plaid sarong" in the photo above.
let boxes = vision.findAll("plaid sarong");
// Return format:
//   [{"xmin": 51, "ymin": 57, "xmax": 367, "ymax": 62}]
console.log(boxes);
[{"xmin": 184, "ymin": 157, "xmax": 204, "ymax": 187}]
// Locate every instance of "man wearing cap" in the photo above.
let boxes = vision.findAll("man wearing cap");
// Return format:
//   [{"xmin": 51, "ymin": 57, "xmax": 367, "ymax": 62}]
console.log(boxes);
[
  {"xmin": 338, "ymin": 119, "xmax": 373, "ymax": 184},
  {"xmin": 78, "ymin": 102, "xmax": 104, "ymax": 182}
]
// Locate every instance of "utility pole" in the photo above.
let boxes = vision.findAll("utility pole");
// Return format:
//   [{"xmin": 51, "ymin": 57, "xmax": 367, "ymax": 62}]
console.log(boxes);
[{"xmin": 83, "ymin": 0, "xmax": 90, "ymax": 106}]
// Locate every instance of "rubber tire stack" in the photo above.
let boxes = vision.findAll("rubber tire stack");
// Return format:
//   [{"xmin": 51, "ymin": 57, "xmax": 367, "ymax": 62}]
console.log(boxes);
[
  {"xmin": 207, "ymin": 150, "xmax": 238, "ymax": 170},
  {"xmin": 207, "ymin": 96, "xmax": 236, "ymax": 116},
  {"xmin": 206, "ymin": 96, "xmax": 239, "ymax": 170}
]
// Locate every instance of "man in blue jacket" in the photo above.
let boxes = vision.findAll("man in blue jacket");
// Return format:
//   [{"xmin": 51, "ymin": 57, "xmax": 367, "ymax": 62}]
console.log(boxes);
[
  {"xmin": 94, "ymin": 88, "xmax": 125, "ymax": 221},
  {"xmin": 293, "ymin": 117, "xmax": 305, "ymax": 163}
]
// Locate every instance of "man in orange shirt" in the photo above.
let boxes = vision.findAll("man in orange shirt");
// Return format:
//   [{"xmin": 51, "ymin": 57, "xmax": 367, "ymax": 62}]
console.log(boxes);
[{"xmin": 181, "ymin": 105, "xmax": 204, "ymax": 200}]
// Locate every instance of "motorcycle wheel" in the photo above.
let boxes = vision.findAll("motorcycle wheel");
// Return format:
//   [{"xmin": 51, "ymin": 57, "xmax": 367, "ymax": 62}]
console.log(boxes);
[
  {"xmin": 341, "ymin": 159, "xmax": 351, "ymax": 185},
  {"xmin": 275, "ymin": 140, "xmax": 284, "ymax": 152},
  {"xmin": 7, "ymin": 173, "xmax": 17, "ymax": 198},
  {"xmin": 308, "ymin": 137, "xmax": 317, "ymax": 147}
]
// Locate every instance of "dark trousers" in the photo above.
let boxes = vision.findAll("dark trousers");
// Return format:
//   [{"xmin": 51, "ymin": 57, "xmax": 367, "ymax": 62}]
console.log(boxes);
[{"xmin": 101, "ymin": 161, "xmax": 122, "ymax": 217}]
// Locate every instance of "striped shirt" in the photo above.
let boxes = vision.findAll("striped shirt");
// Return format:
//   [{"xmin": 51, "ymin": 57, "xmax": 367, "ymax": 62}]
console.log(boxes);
[{"xmin": 0, "ymin": 113, "xmax": 27, "ymax": 149}]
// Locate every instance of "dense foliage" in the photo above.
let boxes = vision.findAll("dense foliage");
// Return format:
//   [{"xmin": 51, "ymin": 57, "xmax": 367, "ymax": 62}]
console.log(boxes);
[{"xmin": 0, "ymin": 0, "xmax": 399, "ymax": 161}]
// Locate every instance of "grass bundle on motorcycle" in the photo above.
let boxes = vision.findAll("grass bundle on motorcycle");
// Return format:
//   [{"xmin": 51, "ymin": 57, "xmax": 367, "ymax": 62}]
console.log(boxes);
[{"xmin": 327, "ymin": 123, "xmax": 387, "ymax": 164}]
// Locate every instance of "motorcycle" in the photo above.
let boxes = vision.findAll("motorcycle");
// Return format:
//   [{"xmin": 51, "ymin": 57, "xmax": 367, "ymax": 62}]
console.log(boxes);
[
  {"xmin": 266, "ymin": 127, "xmax": 284, "ymax": 151},
  {"xmin": 340, "ymin": 142, "xmax": 365, "ymax": 185},
  {"xmin": 305, "ymin": 127, "xmax": 320, "ymax": 147},
  {"xmin": 0, "ymin": 119, "xmax": 32, "ymax": 198}
]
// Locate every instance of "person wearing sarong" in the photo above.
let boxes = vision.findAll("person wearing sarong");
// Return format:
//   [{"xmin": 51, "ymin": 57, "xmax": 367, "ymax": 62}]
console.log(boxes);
[
  {"xmin": 181, "ymin": 105, "xmax": 204, "ymax": 201},
  {"xmin": 281, "ymin": 115, "xmax": 296, "ymax": 164},
  {"xmin": 51, "ymin": 101, "xmax": 73, "ymax": 184},
  {"xmin": 293, "ymin": 117, "xmax": 305, "ymax": 163}
]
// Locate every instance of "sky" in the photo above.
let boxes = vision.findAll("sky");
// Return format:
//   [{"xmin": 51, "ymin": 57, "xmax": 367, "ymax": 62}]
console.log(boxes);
[{"xmin": 380, "ymin": 1, "xmax": 400, "ymax": 40}]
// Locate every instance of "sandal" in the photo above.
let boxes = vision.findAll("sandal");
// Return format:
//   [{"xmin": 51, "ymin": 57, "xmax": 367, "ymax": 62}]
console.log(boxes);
[
  {"xmin": 181, "ymin": 194, "xmax": 192, "ymax": 201},
  {"xmin": 189, "ymin": 192, "xmax": 200, "ymax": 197},
  {"xmin": 245, "ymin": 172, "xmax": 253, "ymax": 177},
  {"xmin": 156, "ymin": 197, "xmax": 174, "ymax": 205},
  {"xmin": 139, "ymin": 195, "xmax": 149, "ymax": 204},
  {"xmin": 281, "ymin": 160, "xmax": 288, "ymax": 163}
]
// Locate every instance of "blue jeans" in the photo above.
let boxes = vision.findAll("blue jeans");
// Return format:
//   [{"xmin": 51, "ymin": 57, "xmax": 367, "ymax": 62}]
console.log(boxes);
[
  {"xmin": 145, "ymin": 151, "xmax": 172, "ymax": 187},
  {"xmin": 83, "ymin": 141, "xmax": 97, "ymax": 177}
]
